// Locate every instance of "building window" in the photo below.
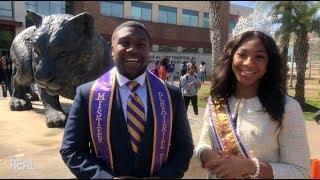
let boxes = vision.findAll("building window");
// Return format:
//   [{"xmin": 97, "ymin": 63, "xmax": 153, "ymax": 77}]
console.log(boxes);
[
  {"xmin": 158, "ymin": 5, "xmax": 177, "ymax": 25},
  {"xmin": 25, "ymin": 1, "xmax": 65, "ymax": 16},
  {"xmin": 203, "ymin": 48, "xmax": 211, "ymax": 54},
  {"xmin": 100, "ymin": 1, "xmax": 124, "ymax": 18},
  {"xmin": 203, "ymin": 12, "xmax": 209, "ymax": 28},
  {"xmin": 182, "ymin": 47, "xmax": 198, "ymax": 53},
  {"xmin": 131, "ymin": 1, "xmax": 151, "ymax": 21},
  {"xmin": 229, "ymin": 19, "xmax": 237, "ymax": 33},
  {"xmin": 159, "ymin": 45, "xmax": 177, "ymax": 53},
  {"xmin": 0, "ymin": 1, "xmax": 13, "ymax": 17},
  {"xmin": 183, "ymin": 9, "xmax": 199, "ymax": 27}
]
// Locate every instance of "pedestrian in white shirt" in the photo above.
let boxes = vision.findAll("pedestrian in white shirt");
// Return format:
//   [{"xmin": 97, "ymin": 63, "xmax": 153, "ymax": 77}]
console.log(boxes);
[{"xmin": 180, "ymin": 65, "xmax": 201, "ymax": 115}]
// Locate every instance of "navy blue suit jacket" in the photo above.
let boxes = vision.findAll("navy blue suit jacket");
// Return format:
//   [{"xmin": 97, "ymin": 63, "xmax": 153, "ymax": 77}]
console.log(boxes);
[{"xmin": 60, "ymin": 80, "xmax": 194, "ymax": 178}]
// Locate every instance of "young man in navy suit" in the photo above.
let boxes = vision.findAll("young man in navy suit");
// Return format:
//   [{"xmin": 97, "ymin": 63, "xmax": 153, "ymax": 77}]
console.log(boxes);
[{"xmin": 60, "ymin": 21, "xmax": 194, "ymax": 179}]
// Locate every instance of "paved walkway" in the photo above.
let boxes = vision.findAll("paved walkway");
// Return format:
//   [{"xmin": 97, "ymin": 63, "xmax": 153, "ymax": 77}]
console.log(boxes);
[{"xmin": 0, "ymin": 97, "xmax": 319, "ymax": 178}]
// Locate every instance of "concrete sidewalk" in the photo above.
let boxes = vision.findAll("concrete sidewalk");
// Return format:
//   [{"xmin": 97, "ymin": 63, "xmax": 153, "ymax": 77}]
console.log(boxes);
[{"xmin": 0, "ymin": 97, "xmax": 319, "ymax": 178}]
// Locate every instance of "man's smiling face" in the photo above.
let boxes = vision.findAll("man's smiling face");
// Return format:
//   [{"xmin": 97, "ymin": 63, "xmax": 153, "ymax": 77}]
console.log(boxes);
[{"xmin": 111, "ymin": 27, "xmax": 150, "ymax": 80}]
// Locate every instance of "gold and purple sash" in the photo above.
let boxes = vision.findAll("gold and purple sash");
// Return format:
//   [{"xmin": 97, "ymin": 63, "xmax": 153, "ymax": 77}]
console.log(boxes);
[
  {"xmin": 89, "ymin": 67, "xmax": 173, "ymax": 175},
  {"xmin": 208, "ymin": 97, "xmax": 249, "ymax": 158}
]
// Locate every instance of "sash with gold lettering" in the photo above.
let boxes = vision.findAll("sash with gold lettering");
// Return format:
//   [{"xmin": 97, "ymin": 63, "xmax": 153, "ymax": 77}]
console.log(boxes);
[
  {"xmin": 89, "ymin": 67, "xmax": 173, "ymax": 175},
  {"xmin": 207, "ymin": 97, "xmax": 249, "ymax": 158}
]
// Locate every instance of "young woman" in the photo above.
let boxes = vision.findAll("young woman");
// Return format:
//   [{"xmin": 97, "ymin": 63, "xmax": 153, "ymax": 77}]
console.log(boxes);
[
  {"xmin": 195, "ymin": 30, "xmax": 310, "ymax": 179},
  {"xmin": 159, "ymin": 57, "xmax": 169, "ymax": 82}
]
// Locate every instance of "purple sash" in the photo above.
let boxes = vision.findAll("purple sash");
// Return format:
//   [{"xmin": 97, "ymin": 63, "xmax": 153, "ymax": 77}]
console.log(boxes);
[
  {"xmin": 89, "ymin": 67, "xmax": 116, "ymax": 173},
  {"xmin": 207, "ymin": 97, "xmax": 249, "ymax": 158},
  {"xmin": 146, "ymin": 70, "xmax": 173, "ymax": 176},
  {"xmin": 88, "ymin": 67, "xmax": 172, "ymax": 175}
]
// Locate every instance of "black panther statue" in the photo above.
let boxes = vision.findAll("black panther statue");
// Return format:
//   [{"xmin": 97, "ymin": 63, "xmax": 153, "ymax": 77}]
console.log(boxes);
[{"xmin": 10, "ymin": 10, "xmax": 114, "ymax": 127}]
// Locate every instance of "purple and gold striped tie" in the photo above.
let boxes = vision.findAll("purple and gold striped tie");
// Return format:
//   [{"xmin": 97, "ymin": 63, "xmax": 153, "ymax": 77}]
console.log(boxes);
[{"xmin": 126, "ymin": 81, "xmax": 146, "ymax": 153}]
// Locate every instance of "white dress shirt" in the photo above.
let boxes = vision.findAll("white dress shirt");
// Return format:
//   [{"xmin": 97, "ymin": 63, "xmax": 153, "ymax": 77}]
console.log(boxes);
[{"xmin": 115, "ymin": 68, "xmax": 148, "ymax": 122}]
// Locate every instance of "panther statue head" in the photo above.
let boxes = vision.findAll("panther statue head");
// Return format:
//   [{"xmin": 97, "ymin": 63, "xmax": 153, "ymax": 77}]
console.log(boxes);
[{"xmin": 27, "ymin": 10, "xmax": 113, "ymax": 99}]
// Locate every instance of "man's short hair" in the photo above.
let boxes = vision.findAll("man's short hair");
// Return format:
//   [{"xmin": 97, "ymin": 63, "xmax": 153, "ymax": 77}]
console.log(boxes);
[{"xmin": 111, "ymin": 21, "xmax": 151, "ymax": 44}]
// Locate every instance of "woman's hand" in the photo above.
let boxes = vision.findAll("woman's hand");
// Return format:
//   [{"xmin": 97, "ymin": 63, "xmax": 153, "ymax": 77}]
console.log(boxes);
[
  {"xmin": 200, "ymin": 148, "xmax": 222, "ymax": 166},
  {"xmin": 204, "ymin": 155, "xmax": 256, "ymax": 179}
]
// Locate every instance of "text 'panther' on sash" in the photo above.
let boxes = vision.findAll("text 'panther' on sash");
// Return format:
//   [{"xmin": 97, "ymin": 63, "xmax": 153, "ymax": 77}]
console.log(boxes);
[
  {"xmin": 146, "ymin": 70, "xmax": 173, "ymax": 176},
  {"xmin": 89, "ymin": 67, "xmax": 116, "ymax": 173},
  {"xmin": 207, "ymin": 97, "xmax": 249, "ymax": 159}
]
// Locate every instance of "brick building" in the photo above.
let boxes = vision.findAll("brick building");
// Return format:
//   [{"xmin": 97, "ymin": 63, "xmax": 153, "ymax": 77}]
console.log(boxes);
[
  {"xmin": 1, "ymin": 1, "xmax": 253, "ymax": 79},
  {"xmin": 72, "ymin": 1, "xmax": 253, "ymax": 78}
]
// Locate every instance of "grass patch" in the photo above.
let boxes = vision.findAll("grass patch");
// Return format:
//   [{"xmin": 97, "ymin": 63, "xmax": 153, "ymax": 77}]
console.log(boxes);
[
  {"xmin": 196, "ymin": 81, "xmax": 320, "ymax": 122},
  {"xmin": 303, "ymin": 98, "xmax": 320, "ymax": 121},
  {"xmin": 197, "ymin": 82, "xmax": 211, "ymax": 108}
]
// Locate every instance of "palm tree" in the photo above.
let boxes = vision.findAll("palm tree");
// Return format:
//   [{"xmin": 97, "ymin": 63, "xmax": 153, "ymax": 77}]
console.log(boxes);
[
  {"xmin": 258, "ymin": 1, "xmax": 320, "ymax": 106},
  {"xmin": 209, "ymin": 1, "xmax": 222, "ymax": 70},
  {"xmin": 292, "ymin": 2, "xmax": 320, "ymax": 106},
  {"xmin": 257, "ymin": 1, "xmax": 295, "ymax": 93}
]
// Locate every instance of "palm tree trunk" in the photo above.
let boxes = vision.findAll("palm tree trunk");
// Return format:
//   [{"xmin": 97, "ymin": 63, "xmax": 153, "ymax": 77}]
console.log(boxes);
[
  {"xmin": 279, "ymin": 33, "xmax": 290, "ymax": 93},
  {"xmin": 209, "ymin": 1, "xmax": 222, "ymax": 71},
  {"xmin": 294, "ymin": 31, "xmax": 309, "ymax": 107},
  {"xmin": 278, "ymin": 3, "xmax": 293, "ymax": 93}
]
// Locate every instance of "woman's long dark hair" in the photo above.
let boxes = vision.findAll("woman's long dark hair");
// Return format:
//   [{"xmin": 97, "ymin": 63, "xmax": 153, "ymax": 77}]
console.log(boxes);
[{"xmin": 210, "ymin": 31, "xmax": 286, "ymax": 127}]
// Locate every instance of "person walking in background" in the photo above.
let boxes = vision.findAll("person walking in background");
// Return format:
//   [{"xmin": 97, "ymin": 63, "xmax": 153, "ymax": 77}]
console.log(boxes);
[
  {"xmin": 191, "ymin": 59, "xmax": 196, "ymax": 68},
  {"xmin": 180, "ymin": 60, "xmax": 187, "ymax": 76},
  {"xmin": 180, "ymin": 65, "xmax": 201, "ymax": 115},
  {"xmin": 159, "ymin": 57, "xmax": 168, "ymax": 82},
  {"xmin": 166, "ymin": 58, "xmax": 175, "ymax": 84},
  {"xmin": 187, "ymin": 59, "xmax": 193, "ymax": 69},
  {"xmin": 0, "ymin": 55, "xmax": 13, "ymax": 97},
  {"xmin": 150, "ymin": 60, "xmax": 160, "ymax": 77},
  {"xmin": 199, "ymin": 61, "xmax": 206, "ymax": 83}
]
